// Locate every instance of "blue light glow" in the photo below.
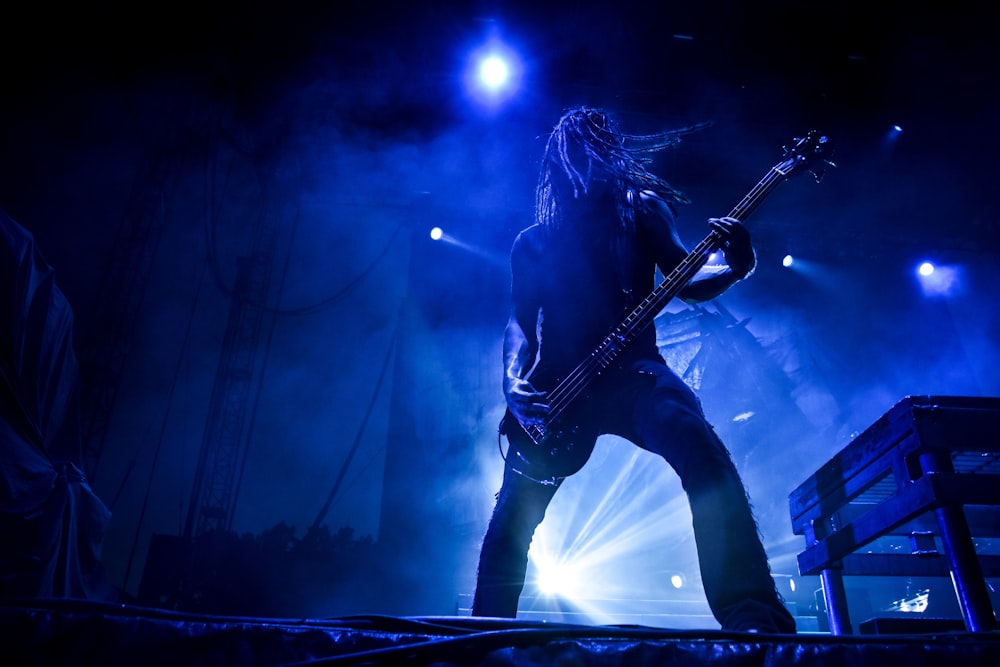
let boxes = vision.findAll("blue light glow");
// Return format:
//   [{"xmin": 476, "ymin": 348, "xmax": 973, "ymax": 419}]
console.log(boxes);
[
  {"xmin": 916, "ymin": 261, "xmax": 961, "ymax": 297},
  {"xmin": 463, "ymin": 31, "xmax": 523, "ymax": 110},
  {"xmin": 524, "ymin": 442, "xmax": 703, "ymax": 624},
  {"xmin": 478, "ymin": 55, "xmax": 510, "ymax": 90}
]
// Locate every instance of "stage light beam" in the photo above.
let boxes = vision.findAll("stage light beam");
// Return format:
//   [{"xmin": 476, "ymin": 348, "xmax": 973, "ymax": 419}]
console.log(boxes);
[
  {"xmin": 915, "ymin": 260, "xmax": 961, "ymax": 297},
  {"xmin": 525, "ymin": 444, "xmax": 702, "ymax": 624},
  {"xmin": 881, "ymin": 124, "xmax": 904, "ymax": 150},
  {"xmin": 535, "ymin": 553, "xmax": 585, "ymax": 598}
]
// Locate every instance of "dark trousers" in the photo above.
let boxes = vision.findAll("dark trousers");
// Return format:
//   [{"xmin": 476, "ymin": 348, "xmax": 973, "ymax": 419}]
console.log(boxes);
[{"xmin": 472, "ymin": 358, "xmax": 796, "ymax": 633}]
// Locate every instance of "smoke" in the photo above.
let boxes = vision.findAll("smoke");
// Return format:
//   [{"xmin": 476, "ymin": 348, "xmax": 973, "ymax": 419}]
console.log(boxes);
[{"xmin": 1, "ymin": 1, "xmax": 996, "ymax": 619}]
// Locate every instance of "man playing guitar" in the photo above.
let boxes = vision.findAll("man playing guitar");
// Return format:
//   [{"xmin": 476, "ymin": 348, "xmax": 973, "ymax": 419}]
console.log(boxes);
[{"xmin": 471, "ymin": 106, "xmax": 798, "ymax": 634}]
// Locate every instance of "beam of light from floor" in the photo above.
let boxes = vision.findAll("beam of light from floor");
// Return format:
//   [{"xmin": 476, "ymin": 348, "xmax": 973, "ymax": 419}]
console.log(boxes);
[
  {"xmin": 527, "ymin": 438, "xmax": 703, "ymax": 623},
  {"xmin": 556, "ymin": 449, "xmax": 689, "ymax": 567}
]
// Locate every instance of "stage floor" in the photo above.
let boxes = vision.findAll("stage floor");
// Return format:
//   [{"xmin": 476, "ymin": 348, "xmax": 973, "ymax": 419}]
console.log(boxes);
[{"xmin": 3, "ymin": 599, "xmax": 999, "ymax": 666}]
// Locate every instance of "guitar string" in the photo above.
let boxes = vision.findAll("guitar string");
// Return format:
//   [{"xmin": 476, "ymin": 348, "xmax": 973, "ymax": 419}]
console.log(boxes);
[
  {"xmin": 532, "ymin": 235, "xmax": 717, "ymax": 430},
  {"xmin": 525, "ymin": 163, "xmax": 792, "ymax": 442}
]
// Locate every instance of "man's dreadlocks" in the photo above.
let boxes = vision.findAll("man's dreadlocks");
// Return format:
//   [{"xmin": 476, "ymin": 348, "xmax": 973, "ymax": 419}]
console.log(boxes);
[{"xmin": 535, "ymin": 106, "xmax": 706, "ymax": 232}]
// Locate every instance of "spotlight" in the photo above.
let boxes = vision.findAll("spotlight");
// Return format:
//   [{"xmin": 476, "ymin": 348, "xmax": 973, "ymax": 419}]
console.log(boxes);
[
  {"xmin": 881, "ymin": 124, "xmax": 904, "ymax": 150},
  {"xmin": 429, "ymin": 227, "xmax": 443, "ymax": 241},
  {"xmin": 478, "ymin": 55, "xmax": 510, "ymax": 90},
  {"xmin": 535, "ymin": 556, "xmax": 581, "ymax": 598},
  {"xmin": 670, "ymin": 573, "xmax": 685, "ymax": 589},
  {"xmin": 915, "ymin": 260, "xmax": 960, "ymax": 297},
  {"xmin": 782, "ymin": 254, "xmax": 794, "ymax": 268},
  {"xmin": 464, "ymin": 32, "xmax": 523, "ymax": 110}
]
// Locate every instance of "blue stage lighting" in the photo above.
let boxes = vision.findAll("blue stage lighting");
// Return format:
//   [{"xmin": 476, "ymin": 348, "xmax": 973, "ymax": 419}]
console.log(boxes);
[
  {"xmin": 478, "ymin": 55, "xmax": 510, "ymax": 90},
  {"xmin": 463, "ymin": 32, "xmax": 523, "ymax": 110},
  {"xmin": 534, "ymin": 554, "xmax": 582, "ymax": 598},
  {"xmin": 916, "ymin": 261, "xmax": 960, "ymax": 297},
  {"xmin": 882, "ymin": 124, "xmax": 904, "ymax": 147}
]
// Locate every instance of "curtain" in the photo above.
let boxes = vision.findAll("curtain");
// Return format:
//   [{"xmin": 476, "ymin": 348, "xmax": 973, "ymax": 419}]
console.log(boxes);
[{"xmin": 0, "ymin": 209, "xmax": 111, "ymax": 600}]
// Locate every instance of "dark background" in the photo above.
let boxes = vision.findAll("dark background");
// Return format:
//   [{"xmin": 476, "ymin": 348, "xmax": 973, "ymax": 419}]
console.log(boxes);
[{"xmin": 1, "ymin": 1, "xmax": 997, "ymax": 621}]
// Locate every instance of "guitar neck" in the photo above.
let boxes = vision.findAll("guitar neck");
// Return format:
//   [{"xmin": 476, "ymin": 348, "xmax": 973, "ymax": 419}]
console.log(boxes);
[
  {"xmin": 538, "ymin": 162, "xmax": 792, "ymax": 432},
  {"xmin": 618, "ymin": 162, "xmax": 789, "ymax": 345}
]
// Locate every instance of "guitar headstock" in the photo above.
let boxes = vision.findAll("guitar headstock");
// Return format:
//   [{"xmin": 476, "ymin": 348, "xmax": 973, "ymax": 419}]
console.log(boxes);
[{"xmin": 778, "ymin": 130, "xmax": 835, "ymax": 183}]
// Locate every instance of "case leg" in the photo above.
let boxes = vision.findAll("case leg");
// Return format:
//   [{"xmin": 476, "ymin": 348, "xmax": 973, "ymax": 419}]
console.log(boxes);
[
  {"xmin": 920, "ymin": 452, "xmax": 997, "ymax": 632},
  {"xmin": 820, "ymin": 566, "xmax": 852, "ymax": 635}
]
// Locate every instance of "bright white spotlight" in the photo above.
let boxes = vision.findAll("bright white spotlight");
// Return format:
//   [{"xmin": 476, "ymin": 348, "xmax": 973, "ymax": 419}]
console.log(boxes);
[
  {"xmin": 916, "ymin": 261, "xmax": 960, "ymax": 297},
  {"xmin": 429, "ymin": 227, "xmax": 443, "ymax": 241},
  {"xmin": 782, "ymin": 254, "xmax": 794, "ymax": 268},
  {"xmin": 670, "ymin": 573, "xmax": 685, "ymax": 589},
  {"xmin": 464, "ymin": 33, "xmax": 523, "ymax": 110},
  {"xmin": 478, "ymin": 55, "xmax": 510, "ymax": 90},
  {"xmin": 535, "ymin": 556, "xmax": 582, "ymax": 598}
]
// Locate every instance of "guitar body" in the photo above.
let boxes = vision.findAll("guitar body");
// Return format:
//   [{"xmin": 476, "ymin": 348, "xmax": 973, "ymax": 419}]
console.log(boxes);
[
  {"xmin": 501, "ymin": 360, "xmax": 613, "ymax": 483},
  {"xmin": 500, "ymin": 405, "xmax": 600, "ymax": 484}
]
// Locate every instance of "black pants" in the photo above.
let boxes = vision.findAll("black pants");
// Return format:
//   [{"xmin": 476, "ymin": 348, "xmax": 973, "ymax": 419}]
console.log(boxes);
[{"xmin": 472, "ymin": 357, "xmax": 796, "ymax": 633}]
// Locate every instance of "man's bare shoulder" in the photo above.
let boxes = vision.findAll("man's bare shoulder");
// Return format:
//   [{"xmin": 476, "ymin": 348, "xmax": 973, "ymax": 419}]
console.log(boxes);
[{"xmin": 512, "ymin": 223, "xmax": 546, "ymax": 253}]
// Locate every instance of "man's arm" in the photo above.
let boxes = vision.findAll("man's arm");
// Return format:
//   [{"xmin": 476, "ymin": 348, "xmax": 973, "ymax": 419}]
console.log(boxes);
[
  {"xmin": 503, "ymin": 234, "xmax": 549, "ymax": 427},
  {"xmin": 640, "ymin": 192, "xmax": 755, "ymax": 303},
  {"xmin": 680, "ymin": 217, "xmax": 756, "ymax": 303},
  {"xmin": 503, "ymin": 303, "xmax": 548, "ymax": 428}
]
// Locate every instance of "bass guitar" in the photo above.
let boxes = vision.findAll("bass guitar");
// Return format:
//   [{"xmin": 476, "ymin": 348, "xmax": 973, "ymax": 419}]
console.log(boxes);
[{"xmin": 500, "ymin": 130, "xmax": 833, "ymax": 485}]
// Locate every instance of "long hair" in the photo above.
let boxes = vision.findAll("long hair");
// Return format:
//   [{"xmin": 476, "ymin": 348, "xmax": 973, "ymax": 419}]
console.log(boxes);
[{"xmin": 535, "ymin": 107, "xmax": 706, "ymax": 232}]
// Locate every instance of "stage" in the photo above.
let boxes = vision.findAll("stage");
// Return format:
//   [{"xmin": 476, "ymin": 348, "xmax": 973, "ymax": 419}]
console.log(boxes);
[{"xmin": 3, "ymin": 598, "xmax": 998, "ymax": 666}]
